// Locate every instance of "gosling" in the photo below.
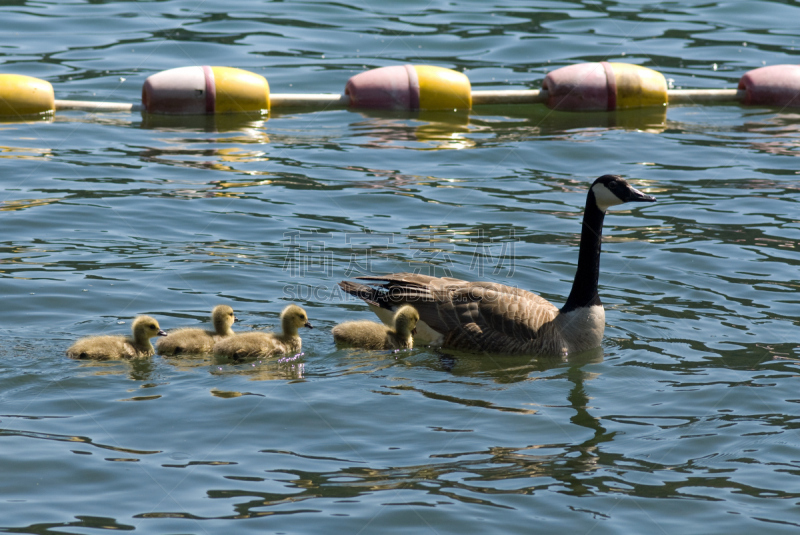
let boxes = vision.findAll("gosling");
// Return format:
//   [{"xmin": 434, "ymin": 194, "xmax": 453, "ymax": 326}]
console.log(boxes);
[
  {"xmin": 213, "ymin": 304, "xmax": 313, "ymax": 360},
  {"xmin": 332, "ymin": 305, "xmax": 419, "ymax": 350},
  {"xmin": 66, "ymin": 315, "xmax": 167, "ymax": 360},
  {"xmin": 156, "ymin": 305, "xmax": 236, "ymax": 355}
]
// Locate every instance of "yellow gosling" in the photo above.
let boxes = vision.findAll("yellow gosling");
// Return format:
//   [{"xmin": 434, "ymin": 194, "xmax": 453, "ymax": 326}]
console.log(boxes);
[
  {"xmin": 213, "ymin": 305, "xmax": 312, "ymax": 360},
  {"xmin": 332, "ymin": 305, "xmax": 419, "ymax": 350},
  {"xmin": 66, "ymin": 315, "xmax": 167, "ymax": 360},
  {"xmin": 157, "ymin": 305, "xmax": 236, "ymax": 355}
]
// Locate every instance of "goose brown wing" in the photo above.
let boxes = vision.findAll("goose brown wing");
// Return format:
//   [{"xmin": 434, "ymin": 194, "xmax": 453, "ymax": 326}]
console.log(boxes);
[
  {"xmin": 438, "ymin": 284, "xmax": 559, "ymax": 352},
  {"xmin": 352, "ymin": 274, "xmax": 560, "ymax": 353},
  {"xmin": 347, "ymin": 274, "xmax": 463, "ymax": 334}
]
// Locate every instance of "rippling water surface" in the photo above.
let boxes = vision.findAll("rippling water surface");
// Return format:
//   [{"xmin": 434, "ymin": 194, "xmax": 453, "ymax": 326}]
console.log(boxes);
[{"xmin": 1, "ymin": 1, "xmax": 800, "ymax": 533}]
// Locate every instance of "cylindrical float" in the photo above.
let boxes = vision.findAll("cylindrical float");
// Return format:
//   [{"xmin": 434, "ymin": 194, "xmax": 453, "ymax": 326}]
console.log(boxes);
[
  {"xmin": 738, "ymin": 65, "xmax": 800, "ymax": 108},
  {"xmin": 345, "ymin": 65, "xmax": 471, "ymax": 111},
  {"xmin": 0, "ymin": 74, "xmax": 55, "ymax": 117},
  {"xmin": 542, "ymin": 62, "xmax": 667, "ymax": 111},
  {"xmin": 142, "ymin": 66, "xmax": 270, "ymax": 115}
]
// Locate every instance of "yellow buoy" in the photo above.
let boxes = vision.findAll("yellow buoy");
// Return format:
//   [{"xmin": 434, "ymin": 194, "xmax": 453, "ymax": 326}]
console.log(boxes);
[
  {"xmin": 610, "ymin": 63, "xmax": 668, "ymax": 109},
  {"xmin": 0, "ymin": 74, "xmax": 55, "ymax": 117},
  {"xmin": 211, "ymin": 67, "xmax": 270, "ymax": 114},
  {"xmin": 415, "ymin": 65, "xmax": 472, "ymax": 111}
]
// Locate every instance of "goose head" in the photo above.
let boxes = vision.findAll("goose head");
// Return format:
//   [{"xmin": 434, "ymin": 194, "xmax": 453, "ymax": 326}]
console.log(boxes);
[
  {"xmin": 132, "ymin": 315, "xmax": 167, "ymax": 343},
  {"xmin": 394, "ymin": 305, "xmax": 420, "ymax": 336},
  {"xmin": 211, "ymin": 305, "xmax": 236, "ymax": 334},
  {"xmin": 281, "ymin": 304, "xmax": 313, "ymax": 335},
  {"xmin": 590, "ymin": 175, "xmax": 656, "ymax": 211}
]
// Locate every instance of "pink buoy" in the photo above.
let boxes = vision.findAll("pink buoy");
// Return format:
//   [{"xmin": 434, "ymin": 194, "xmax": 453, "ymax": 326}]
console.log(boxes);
[
  {"xmin": 142, "ymin": 66, "xmax": 214, "ymax": 114},
  {"xmin": 542, "ymin": 62, "xmax": 616, "ymax": 111},
  {"xmin": 345, "ymin": 65, "xmax": 419, "ymax": 110},
  {"xmin": 738, "ymin": 65, "xmax": 800, "ymax": 108}
]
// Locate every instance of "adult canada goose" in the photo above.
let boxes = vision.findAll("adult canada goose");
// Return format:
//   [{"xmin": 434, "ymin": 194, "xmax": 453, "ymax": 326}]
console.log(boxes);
[
  {"xmin": 332, "ymin": 305, "xmax": 420, "ymax": 350},
  {"xmin": 339, "ymin": 175, "xmax": 655, "ymax": 356},
  {"xmin": 156, "ymin": 305, "xmax": 236, "ymax": 355},
  {"xmin": 66, "ymin": 315, "xmax": 167, "ymax": 360},
  {"xmin": 213, "ymin": 304, "xmax": 313, "ymax": 359}
]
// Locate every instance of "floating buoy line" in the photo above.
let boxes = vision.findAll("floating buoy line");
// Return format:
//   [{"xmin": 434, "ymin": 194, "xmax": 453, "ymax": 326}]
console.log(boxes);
[{"xmin": 1, "ymin": 62, "xmax": 798, "ymax": 119}]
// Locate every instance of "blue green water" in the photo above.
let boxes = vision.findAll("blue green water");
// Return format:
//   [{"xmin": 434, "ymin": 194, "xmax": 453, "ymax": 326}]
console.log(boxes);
[{"xmin": 1, "ymin": 0, "xmax": 800, "ymax": 533}]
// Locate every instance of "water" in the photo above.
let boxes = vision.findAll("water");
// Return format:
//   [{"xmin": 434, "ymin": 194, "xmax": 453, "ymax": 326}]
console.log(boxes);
[{"xmin": 1, "ymin": 0, "xmax": 800, "ymax": 532}]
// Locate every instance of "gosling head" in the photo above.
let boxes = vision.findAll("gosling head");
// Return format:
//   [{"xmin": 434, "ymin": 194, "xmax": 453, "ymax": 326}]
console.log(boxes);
[
  {"xmin": 132, "ymin": 315, "xmax": 167, "ymax": 341},
  {"xmin": 211, "ymin": 305, "xmax": 236, "ymax": 334},
  {"xmin": 590, "ymin": 175, "xmax": 656, "ymax": 212},
  {"xmin": 281, "ymin": 304, "xmax": 313, "ymax": 334},
  {"xmin": 393, "ymin": 305, "xmax": 420, "ymax": 336}
]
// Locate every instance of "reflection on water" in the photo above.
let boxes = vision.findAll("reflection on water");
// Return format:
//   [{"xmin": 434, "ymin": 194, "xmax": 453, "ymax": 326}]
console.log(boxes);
[
  {"xmin": 0, "ymin": 427, "xmax": 161, "ymax": 456},
  {"xmin": 210, "ymin": 388, "xmax": 265, "ymax": 398},
  {"xmin": 348, "ymin": 109, "xmax": 474, "ymax": 150},
  {"xmin": 161, "ymin": 350, "xmax": 307, "ymax": 382},
  {"xmin": 0, "ymin": 198, "xmax": 60, "ymax": 211},
  {"xmin": 741, "ymin": 112, "xmax": 800, "ymax": 157},
  {"xmin": 74, "ymin": 351, "xmax": 307, "ymax": 382},
  {"xmin": 471, "ymin": 106, "xmax": 668, "ymax": 135},
  {"xmin": 0, "ymin": 144, "xmax": 52, "ymax": 160},
  {"xmin": 76, "ymin": 356, "xmax": 159, "ymax": 381},
  {"xmin": 209, "ymin": 357, "xmax": 306, "ymax": 382},
  {"xmin": 140, "ymin": 113, "xmax": 268, "ymax": 134},
  {"xmin": 440, "ymin": 346, "xmax": 604, "ymax": 383},
  {"xmin": 328, "ymin": 345, "xmax": 604, "ymax": 390},
  {"xmin": 3, "ymin": 516, "xmax": 136, "ymax": 533}
]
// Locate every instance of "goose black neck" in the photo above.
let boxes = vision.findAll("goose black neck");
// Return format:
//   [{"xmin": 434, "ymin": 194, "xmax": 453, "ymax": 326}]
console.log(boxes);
[{"xmin": 560, "ymin": 190, "xmax": 605, "ymax": 313}]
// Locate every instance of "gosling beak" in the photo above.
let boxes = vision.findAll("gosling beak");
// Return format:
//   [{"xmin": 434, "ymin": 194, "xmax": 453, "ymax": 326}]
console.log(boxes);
[
  {"xmin": 233, "ymin": 316, "xmax": 238, "ymax": 323},
  {"xmin": 304, "ymin": 321, "xmax": 313, "ymax": 329},
  {"xmin": 412, "ymin": 327, "xmax": 417, "ymax": 335},
  {"xmin": 157, "ymin": 329, "xmax": 168, "ymax": 337}
]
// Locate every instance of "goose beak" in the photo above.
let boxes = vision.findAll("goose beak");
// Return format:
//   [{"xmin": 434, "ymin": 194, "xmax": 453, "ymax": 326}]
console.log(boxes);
[
  {"xmin": 412, "ymin": 327, "xmax": 417, "ymax": 335},
  {"xmin": 626, "ymin": 186, "xmax": 656, "ymax": 203},
  {"xmin": 157, "ymin": 329, "xmax": 168, "ymax": 337},
  {"xmin": 304, "ymin": 321, "xmax": 313, "ymax": 329},
  {"xmin": 233, "ymin": 316, "xmax": 238, "ymax": 323}
]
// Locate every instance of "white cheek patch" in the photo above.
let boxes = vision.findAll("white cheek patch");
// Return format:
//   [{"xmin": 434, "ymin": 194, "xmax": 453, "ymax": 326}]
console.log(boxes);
[{"xmin": 592, "ymin": 183, "xmax": 623, "ymax": 211}]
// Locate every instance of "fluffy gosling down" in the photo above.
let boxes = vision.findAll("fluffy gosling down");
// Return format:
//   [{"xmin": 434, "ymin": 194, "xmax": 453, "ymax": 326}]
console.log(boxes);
[
  {"xmin": 332, "ymin": 305, "xmax": 420, "ymax": 350},
  {"xmin": 66, "ymin": 315, "xmax": 167, "ymax": 360},
  {"xmin": 156, "ymin": 305, "xmax": 237, "ymax": 355},
  {"xmin": 213, "ymin": 305, "xmax": 313, "ymax": 360}
]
